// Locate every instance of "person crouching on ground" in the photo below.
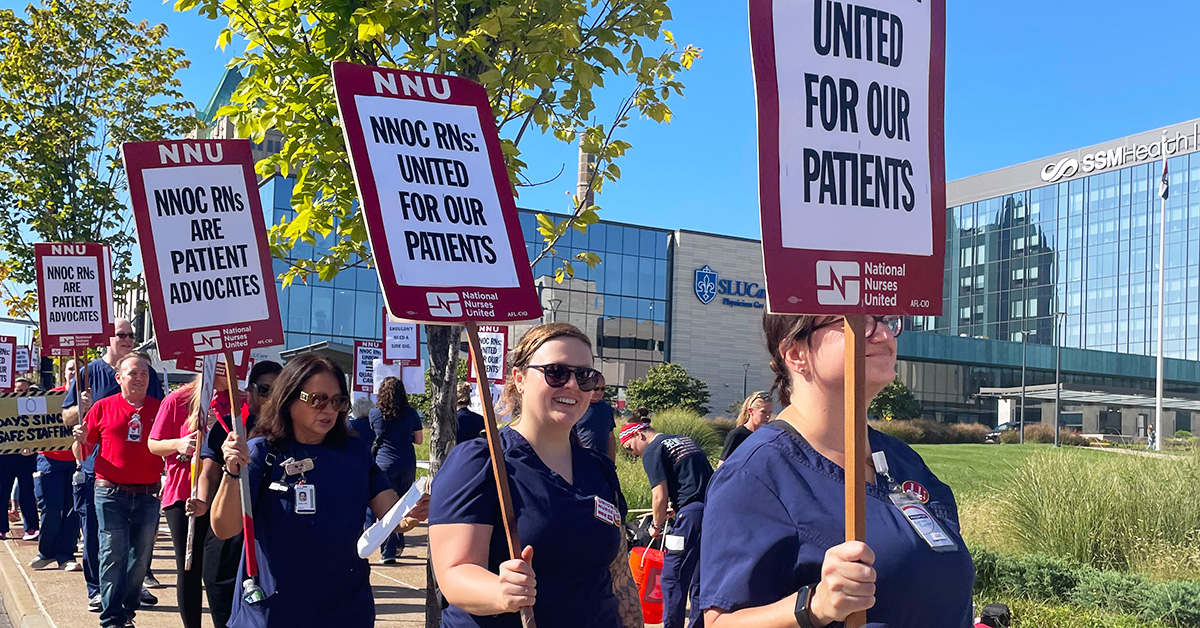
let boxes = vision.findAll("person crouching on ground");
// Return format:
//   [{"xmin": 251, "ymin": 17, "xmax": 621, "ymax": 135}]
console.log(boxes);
[
  {"xmin": 429, "ymin": 322, "xmax": 626, "ymax": 627},
  {"xmin": 72, "ymin": 354, "xmax": 165, "ymax": 628},
  {"xmin": 620, "ymin": 408, "xmax": 713, "ymax": 628}
]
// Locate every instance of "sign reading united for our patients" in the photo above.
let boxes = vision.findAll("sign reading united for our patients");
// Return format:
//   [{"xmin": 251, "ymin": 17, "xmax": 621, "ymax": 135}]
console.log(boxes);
[
  {"xmin": 0, "ymin": 337, "xmax": 14, "ymax": 393},
  {"xmin": 122, "ymin": 140, "xmax": 284, "ymax": 359},
  {"xmin": 467, "ymin": 325, "xmax": 507, "ymax": 384},
  {"xmin": 332, "ymin": 63, "xmax": 540, "ymax": 323},
  {"xmin": 751, "ymin": 0, "xmax": 946, "ymax": 315},
  {"xmin": 34, "ymin": 243, "xmax": 115, "ymax": 354}
]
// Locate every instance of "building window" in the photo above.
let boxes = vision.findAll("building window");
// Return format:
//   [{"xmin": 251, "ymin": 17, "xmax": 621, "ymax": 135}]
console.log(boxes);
[{"xmin": 1178, "ymin": 411, "xmax": 1192, "ymax": 435}]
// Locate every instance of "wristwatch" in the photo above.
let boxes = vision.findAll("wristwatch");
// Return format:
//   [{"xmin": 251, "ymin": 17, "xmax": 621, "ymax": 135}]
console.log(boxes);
[{"xmin": 794, "ymin": 584, "xmax": 818, "ymax": 628}]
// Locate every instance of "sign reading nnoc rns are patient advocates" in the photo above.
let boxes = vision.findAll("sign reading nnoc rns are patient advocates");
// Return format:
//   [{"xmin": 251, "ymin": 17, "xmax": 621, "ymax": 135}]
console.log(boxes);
[
  {"xmin": 751, "ymin": 0, "xmax": 946, "ymax": 315},
  {"xmin": 122, "ymin": 140, "xmax": 284, "ymax": 360},
  {"xmin": 332, "ymin": 63, "xmax": 540, "ymax": 324},
  {"xmin": 34, "ymin": 243, "xmax": 115, "ymax": 354}
]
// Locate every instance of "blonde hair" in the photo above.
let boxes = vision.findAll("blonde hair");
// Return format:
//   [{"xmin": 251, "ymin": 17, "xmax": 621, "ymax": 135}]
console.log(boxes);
[
  {"xmin": 456, "ymin": 382, "xmax": 472, "ymax": 407},
  {"xmin": 498, "ymin": 323, "xmax": 593, "ymax": 418},
  {"xmin": 735, "ymin": 391, "xmax": 771, "ymax": 427}
]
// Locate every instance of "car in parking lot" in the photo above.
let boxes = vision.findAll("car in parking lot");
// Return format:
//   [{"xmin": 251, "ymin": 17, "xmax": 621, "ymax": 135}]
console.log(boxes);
[{"xmin": 985, "ymin": 421, "xmax": 1021, "ymax": 443}]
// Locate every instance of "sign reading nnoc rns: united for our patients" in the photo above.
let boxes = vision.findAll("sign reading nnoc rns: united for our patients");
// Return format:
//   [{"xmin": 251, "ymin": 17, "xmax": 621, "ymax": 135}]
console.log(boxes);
[
  {"xmin": 122, "ymin": 140, "xmax": 284, "ymax": 359},
  {"xmin": 332, "ymin": 63, "xmax": 540, "ymax": 324},
  {"xmin": 752, "ymin": 0, "xmax": 946, "ymax": 315}
]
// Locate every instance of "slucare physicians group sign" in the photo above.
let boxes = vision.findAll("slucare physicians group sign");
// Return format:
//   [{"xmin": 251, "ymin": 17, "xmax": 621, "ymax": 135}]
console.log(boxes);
[{"xmin": 752, "ymin": 0, "xmax": 946, "ymax": 315}]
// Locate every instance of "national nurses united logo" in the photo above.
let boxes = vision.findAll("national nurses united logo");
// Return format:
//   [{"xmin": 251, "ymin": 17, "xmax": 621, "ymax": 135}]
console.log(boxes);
[{"xmin": 694, "ymin": 265, "xmax": 718, "ymax": 304}]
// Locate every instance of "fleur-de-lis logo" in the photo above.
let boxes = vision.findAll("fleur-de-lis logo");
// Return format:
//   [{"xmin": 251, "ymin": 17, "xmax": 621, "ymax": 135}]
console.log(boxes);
[{"xmin": 694, "ymin": 265, "xmax": 718, "ymax": 304}]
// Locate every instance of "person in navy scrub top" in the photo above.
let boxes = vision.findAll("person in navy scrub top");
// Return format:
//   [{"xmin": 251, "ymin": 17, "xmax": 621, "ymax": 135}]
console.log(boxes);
[
  {"xmin": 370, "ymin": 376, "xmax": 424, "ymax": 562},
  {"xmin": 454, "ymin": 382, "xmax": 485, "ymax": 447},
  {"xmin": 699, "ymin": 314, "xmax": 975, "ymax": 628},
  {"xmin": 573, "ymin": 375, "xmax": 617, "ymax": 460},
  {"xmin": 620, "ymin": 407, "xmax": 713, "ymax": 628},
  {"xmin": 429, "ymin": 323, "xmax": 626, "ymax": 628},
  {"xmin": 213, "ymin": 355, "xmax": 412, "ymax": 628}
]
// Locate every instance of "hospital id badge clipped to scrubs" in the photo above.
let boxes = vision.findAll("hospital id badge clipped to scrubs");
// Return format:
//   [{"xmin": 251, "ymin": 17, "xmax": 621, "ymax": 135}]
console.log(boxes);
[
  {"xmin": 294, "ymin": 483, "xmax": 316, "ymax": 515},
  {"xmin": 872, "ymin": 451, "xmax": 957, "ymax": 553}
]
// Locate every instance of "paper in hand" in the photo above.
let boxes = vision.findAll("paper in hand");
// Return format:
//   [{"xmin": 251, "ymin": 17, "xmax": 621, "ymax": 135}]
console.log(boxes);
[{"xmin": 357, "ymin": 476, "xmax": 429, "ymax": 559}]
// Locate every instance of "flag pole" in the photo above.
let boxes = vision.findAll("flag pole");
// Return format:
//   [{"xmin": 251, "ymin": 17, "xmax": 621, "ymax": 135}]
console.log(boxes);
[{"xmin": 1155, "ymin": 157, "xmax": 1168, "ymax": 452}]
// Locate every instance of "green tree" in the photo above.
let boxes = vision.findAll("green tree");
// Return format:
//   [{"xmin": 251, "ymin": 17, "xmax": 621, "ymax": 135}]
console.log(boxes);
[
  {"xmin": 0, "ymin": 0, "xmax": 199, "ymax": 319},
  {"xmin": 626, "ymin": 362, "xmax": 710, "ymax": 415},
  {"xmin": 180, "ymin": 1, "xmax": 698, "ymax": 620},
  {"xmin": 870, "ymin": 377, "xmax": 923, "ymax": 420}
]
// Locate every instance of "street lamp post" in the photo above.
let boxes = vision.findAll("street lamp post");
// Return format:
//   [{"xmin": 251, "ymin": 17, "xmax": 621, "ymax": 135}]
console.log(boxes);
[
  {"xmin": 546, "ymin": 298, "xmax": 562, "ymax": 322},
  {"xmin": 742, "ymin": 363, "xmax": 750, "ymax": 399},
  {"xmin": 1019, "ymin": 329, "xmax": 1032, "ymax": 444},
  {"xmin": 1053, "ymin": 312, "xmax": 1065, "ymax": 447}
]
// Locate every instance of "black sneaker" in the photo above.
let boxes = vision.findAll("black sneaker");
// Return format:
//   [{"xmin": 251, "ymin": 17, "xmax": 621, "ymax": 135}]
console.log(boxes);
[
  {"xmin": 139, "ymin": 588, "xmax": 157, "ymax": 606},
  {"xmin": 87, "ymin": 594, "xmax": 101, "ymax": 612},
  {"xmin": 143, "ymin": 572, "xmax": 163, "ymax": 589}
]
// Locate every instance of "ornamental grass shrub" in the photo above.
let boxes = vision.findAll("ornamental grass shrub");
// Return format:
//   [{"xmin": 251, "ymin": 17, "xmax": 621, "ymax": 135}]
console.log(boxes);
[
  {"xmin": 997, "ymin": 423, "xmax": 1087, "ymax": 446},
  {"xmin": 869, "ymin": 419, "xmax": 989, "ymax": 444},
  {"xmin": 993, "ymin": 449, "xmax": 1200, "ymax": 580}
]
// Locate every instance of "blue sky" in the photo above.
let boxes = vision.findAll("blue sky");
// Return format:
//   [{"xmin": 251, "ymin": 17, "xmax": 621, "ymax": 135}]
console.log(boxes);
[{"xmin": 4, "ymin": 0, "xmax": 1200, "ymax": 343}]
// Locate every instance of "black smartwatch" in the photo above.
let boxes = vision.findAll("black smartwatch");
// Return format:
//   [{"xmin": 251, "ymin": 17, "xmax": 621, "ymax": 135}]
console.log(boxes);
[{"xmin": 794, "ymin": 584, "xmax": 819, "ymax": 628}]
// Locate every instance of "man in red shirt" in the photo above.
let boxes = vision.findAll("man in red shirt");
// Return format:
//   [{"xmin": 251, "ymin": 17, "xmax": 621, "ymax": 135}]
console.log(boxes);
[{"xmin": 73, "ymin": 354, "xmax": 164, "ymax": 628}]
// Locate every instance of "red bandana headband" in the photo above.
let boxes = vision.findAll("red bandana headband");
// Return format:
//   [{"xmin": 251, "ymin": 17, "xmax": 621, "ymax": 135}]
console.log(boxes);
[{"xmin": 619, "ymin": 422, "xmax": 651, "ymax": 445}]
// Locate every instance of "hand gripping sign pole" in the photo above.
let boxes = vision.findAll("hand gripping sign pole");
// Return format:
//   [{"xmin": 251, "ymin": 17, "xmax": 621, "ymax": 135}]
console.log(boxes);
[
  {"xmin": 224, "ymin": 348, "xmax": 264, "ymax": 602},
  {"xmin": 465, "ymin": 322, "xmax": 534, "ymax": 628},
  {"xmin": 185, "ymin": 354, "xmax": 217, "ymax": 571},
  {"xmin": 749, "ymin": 1, "xmax": 946, "ymax": 626}
]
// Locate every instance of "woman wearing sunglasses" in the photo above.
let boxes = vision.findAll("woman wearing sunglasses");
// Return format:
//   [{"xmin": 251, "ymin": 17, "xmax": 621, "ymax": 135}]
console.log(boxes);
[
  {"xmin": 213, "ymin": 354, "xmax": 414, "ymax": 627},
  {"xmin": 698, "ymin": 315, "xmax": 974, "ymax": 628},
  {"xmin": 429, "ymin": 322, "xmax": 626, "ymax": 628}
]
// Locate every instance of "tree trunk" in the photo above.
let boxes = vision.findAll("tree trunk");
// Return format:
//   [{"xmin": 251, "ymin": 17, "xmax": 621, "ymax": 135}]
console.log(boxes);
[{"xmin": 424, "ymin": 323, "xmax": 461, "ymax": 627}]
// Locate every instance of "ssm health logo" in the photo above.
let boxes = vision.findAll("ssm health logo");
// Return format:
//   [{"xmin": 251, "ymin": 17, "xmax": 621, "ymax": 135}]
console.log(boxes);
[{"xmin": 693, "ymin": 265, "xmax": 718, "ymax": 304}]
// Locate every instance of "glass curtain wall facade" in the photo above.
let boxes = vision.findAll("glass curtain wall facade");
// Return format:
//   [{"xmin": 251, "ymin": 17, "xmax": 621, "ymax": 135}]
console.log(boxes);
[
  {"xmin": 262, "ymin": 175, "xmax": 672, "ymax": 387},
  {"xmin": 913, "ymin": 153, "xmax": 1200, "ymax": 360}
]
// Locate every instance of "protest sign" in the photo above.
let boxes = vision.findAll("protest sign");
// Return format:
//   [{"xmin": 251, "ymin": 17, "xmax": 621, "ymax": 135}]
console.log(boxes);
[
  {"xmin": 0, "ymin": 337, "xmax": 14, "ymax": 393},
  {"xmin": 467, "ymin": 325, "xmax": 506, "ymax": 384},
  {"xmin": 122, "ymin": 139, "xmax": 284, "ymax": 360},
  {"xmin": 402, "ymin": 361, "xmax": 425, "ymax": 396},
  {"xmin": 751, "ymin": 0, "xmax": 946, "ymax": 316},
  {"xmin": 177, "ymin": 350, "xmax": 251, "ymax": 381},
  {"xmin": 34, "ymin": 243, "xmax": 114, "ymax": 354},
  {"xmin": 354, "ymin": 340, "xmax": 384, "ymax": 393},
  {"xmin": 0, "ymin": 392, "xmax": 72, "ymax": 454},
  {"xmin": 372, "ymin": 359, "xmax": 402, "ymax": 394},
  {"xmin": 14, "ymin": 348, "xmax": 28, "ymax": 375},
  {"xmin": 382, "ymin": 309, "xmax": 421, "ymax": 366},
  {"xmin": 332, "ymin": 63, "xmax": 540, "ymax": 323}
]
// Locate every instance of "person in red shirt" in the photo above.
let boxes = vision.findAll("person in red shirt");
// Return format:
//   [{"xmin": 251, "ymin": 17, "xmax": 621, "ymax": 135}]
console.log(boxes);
[
  {"xmin": 73, "ymin": 354, "xmax": 165, "ymax": 628},
  {"xmin": 30, "ymin": 359, "xmax": 83, "ymax": 571}
]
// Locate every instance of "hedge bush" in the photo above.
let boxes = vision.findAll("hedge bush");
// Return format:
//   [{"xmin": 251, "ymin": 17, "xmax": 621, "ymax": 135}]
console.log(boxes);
[
  {"xmin": 648, "ymin": 408, "xmax": 722, "ymax": 459},
  {"xmin": 974, "ymin": 548, "xmax": 1200, "ymax": 627},
  {"xmin": 869, "ymin": 419, "xmax": 988, "ymax": 444},
  {"xmin": 997, "ymin": 423, "xmax": 1087, "ymax": 446}
]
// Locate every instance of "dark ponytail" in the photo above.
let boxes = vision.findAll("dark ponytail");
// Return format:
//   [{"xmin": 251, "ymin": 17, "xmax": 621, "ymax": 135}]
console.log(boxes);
[{"xmin": 761, "ymin": 312, "xmax": 821, "ymax": 406}]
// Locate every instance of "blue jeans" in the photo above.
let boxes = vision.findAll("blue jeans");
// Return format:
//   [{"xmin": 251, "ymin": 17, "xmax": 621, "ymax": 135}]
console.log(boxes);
[
  {"xmin": 34, "ymin": 456, "xmax": 78, "ymax": 563},
  {"xmin": 661, "ymin": 502, "xmax": 704, "ymax": 628},
  {"xmin": 95, "ymin": 485, "xmax": 160, "ymax": 628},
  {"xmin": 74, "ymin": 474, "xmax": 100, "ymax": 597}
]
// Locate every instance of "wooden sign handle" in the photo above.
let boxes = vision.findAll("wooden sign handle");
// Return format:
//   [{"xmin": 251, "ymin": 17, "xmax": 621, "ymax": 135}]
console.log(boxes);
[
  {"xmin": 464, "ymin": 322, "xmax": 536, "ymax": 628},
  {"xmin": 843, "ymin": 315, "xmax": 867, "ymax": 628}
]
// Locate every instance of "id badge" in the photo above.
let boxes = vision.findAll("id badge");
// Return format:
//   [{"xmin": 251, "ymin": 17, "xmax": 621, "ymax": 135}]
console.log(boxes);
[
  {"xmin": 294, "ymin": 484, "xmax": 316, "ymax": 515},
  {"xmin": 126, "ymin": 415, "xmax": 143, "ymax": 443},
  {"xmin": 888, "ymin": 491, "xmax": 957, "ymax": 552},
  {"xmin": 593, "ymin": 496, "xmax": 621, "ymax": 527}
]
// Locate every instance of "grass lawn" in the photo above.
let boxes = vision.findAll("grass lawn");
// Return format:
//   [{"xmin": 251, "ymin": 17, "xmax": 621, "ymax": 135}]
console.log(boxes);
[{"xmin": 913, "ymin": 443, "xmax": 1109, "ymax": 501}]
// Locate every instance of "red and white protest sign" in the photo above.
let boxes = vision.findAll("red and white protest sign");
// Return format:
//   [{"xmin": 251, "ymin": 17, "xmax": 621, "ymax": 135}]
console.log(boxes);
[
  {"xmin": 354, "ymin": 340, "xmax": 384, "ymax": 393},
  {"xmin": 177, "ymin": 350, "xmax": 252, "ymax": 381},
  {"xmin": 122, "ymin": 140, "xmax": 284, "ymax": 360},
  {"xmin": 467, "ymin": 325, "xmax": 507, "ymax": 384},
  {"xmin": 751, "ymin": 0, "xmax": 946, "ymax": 315},
  {"xmin": 34, "ymin": 243, "xmax": 114, "ymax": 355},
  {"xmin": 0, "ymin": 337, "xmax": 15, "ymax": 392},
  {"xmin": 382, "ymin": 308, "xmax": 421, "ymax": 366},
  {"xmin": 332, "ymin": 63, "xmax": 540, "ymax": 323}
]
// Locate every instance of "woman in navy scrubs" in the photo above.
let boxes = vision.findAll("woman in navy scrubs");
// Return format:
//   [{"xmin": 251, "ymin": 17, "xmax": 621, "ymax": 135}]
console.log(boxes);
[
  {"xmin": 212, "ymin": 354, "xmax": 407, "ymax": 628},
  {"xmin": 370, "ymin": 376, "xmax": 424, "ymax": 562},
  {"xmin": 429, "ymin": 322, "xmax": 625, "ymax": 628},
  {"xmin": 700, "ymin": 314, "xmax": 975, "ymax": 628}
]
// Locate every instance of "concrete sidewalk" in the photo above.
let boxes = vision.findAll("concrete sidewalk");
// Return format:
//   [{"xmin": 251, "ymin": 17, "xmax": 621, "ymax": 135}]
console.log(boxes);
[{"xmin": 0, "ymin": 519, "xmax": 428, "ymax": 627}]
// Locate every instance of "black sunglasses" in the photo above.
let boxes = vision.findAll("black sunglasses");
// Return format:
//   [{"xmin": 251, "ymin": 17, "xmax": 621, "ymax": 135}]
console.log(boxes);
[
  {"xmin": 114, "ymin": 332, "xmax": 136, "ymax": 339},
  {"xmin": 814, "ymin": 315, "xmax": 904, "ymax": 338},
  {"xmin": 251, "ymin": 383, "xmax": 272, "ymax": 396},
  {"xmin": 527, "ymin": 364, "xmax": 602, "ymax": 392},
  {"xmin": 297, "ymin": 391, "xmax": 351, "ymax": 412}
]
